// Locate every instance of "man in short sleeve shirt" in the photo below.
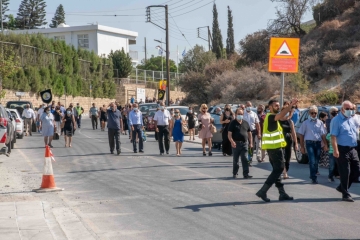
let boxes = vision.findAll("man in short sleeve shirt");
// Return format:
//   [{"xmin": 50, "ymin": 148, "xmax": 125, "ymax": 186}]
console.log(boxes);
[{"xmin": 153, "ymin": 102, "xmax": 172, "ymax": 155}]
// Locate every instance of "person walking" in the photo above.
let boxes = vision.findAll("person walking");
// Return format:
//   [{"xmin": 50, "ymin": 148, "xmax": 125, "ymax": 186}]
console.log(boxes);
[
  {"xmin": 40, "ymin": 107, "xmax": 55, "ymax": 148},
  {"xmin": 89, "ymin": 103, "xmax": 99, "ymax": 130},
  {"xmin": 129, "ymin": 103, "xmax": 144, "ymax": 153},
  {"xmin": 228, "ymin": 108, "xmax": 253, "ymax": 179},
  {"xmin": 37, "ymin": 104, "xmax": 45, "ymax": 133},
  {"xmin": 62, "ymin": 108, "xmax": 76, "ymax": 147},
  {"xmin": 244, "ymin": 101, "xmax": 261, "ymax": 165},
  {"xmin": 22, "ymin": 104, "xmax": 36, "ymax": 136},
  {"xmin": 279, "ymin": 107, "xmax": 298, "ymax": 179},
  {"xmin": 256, "ymin": 99, "xmax": 298, "ymax": 202},
  {"xmin": 107, "ymin": 102, "xmax": 123, "ymax": 155},
  {"xmin": 331, "ymin": 100, "xmax": 360, "ymax": 202},
  {"xmin": 256, "ymin": 104, "xmax": 266, "ymax": 162},
  {"xmin": 154, "ymin": 102, "xmax": 172, "ymax": 155},
  {"xmin": 198, "ymin": 104, "xmax": 213, "ymax": 156},
  {"xmin": 121, "ymin": 107, "xmax": 128, "ymax": 135},
  {"xmin": 185, "ymin": 107, "xmax": 196, "ymax": 141},
  {"xmin": 100, "ymin": 105, "xmax": 108, "ymax": 131},
  {"xmin": 74, "ymin": 103, "xmax": 84, "ymax": 128},
  {"xmin": 298, "ymin": 105, "xmax": 328, "ymax": 184},
  {"xmin": 220, "ymin": 105, "xmax": 234, "ymax": 156},
  {"xmin": 130, "ymin": 96, "xmax": 135, "ymax": 104},
  {"xmin": 171, "ymin": 109, "xmax": 185, "ymax": 156},
  {"xmin": 53, "ymin": 106, "xmax": 63, "ymax": 137}
]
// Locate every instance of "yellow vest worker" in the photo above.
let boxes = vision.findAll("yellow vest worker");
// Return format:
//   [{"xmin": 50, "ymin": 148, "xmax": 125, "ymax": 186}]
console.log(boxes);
[{"xmin": 256, "ymin": 99, "xmax": 298, "ymax": 202}]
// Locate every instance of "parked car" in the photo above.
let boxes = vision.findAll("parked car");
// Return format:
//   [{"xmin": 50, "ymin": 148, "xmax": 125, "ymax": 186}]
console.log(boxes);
[
  {"xmin": 144, "ymin": 108, "xmax": 157, "ymax": 131},
  {"xmin": 0, "ymin": 105, "xmax": 14, "ymax": 154},
  {"xmin": 169, "ymin": 105, "xmax": 199, "ymax": 135},
  {"xmin": 294, "ymin": 105, "xmax": 342, "ymax": 164},
  {"xmin": 6, "ymin": 101, "xmax": 36, "ymax": 133},
  {"xmin": 139, "ymin": 103, "xmax": 159, "ymax": 116},
  {"xmin": 9, "ymin": 109, "xmax": 24, "ymax": 139},
  {"xmin": 210, "ymin": 113, "xmax": 223, "ymax": 148},
  {"xmin": 5, "ymin": 109, "xmax": 16, "ymax": 148}
]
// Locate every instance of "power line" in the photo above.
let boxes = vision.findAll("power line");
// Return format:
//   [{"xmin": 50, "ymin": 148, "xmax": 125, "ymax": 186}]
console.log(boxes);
[
  {"xmin": 172, "ymin": 1, "xmax": 213, "ymax": 18},
  {"xmin": 170, "ymin": 0, "xmax": 206, "ymax": 14}
]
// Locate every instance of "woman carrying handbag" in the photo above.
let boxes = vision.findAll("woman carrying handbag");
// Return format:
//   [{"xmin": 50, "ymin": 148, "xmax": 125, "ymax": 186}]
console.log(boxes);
[{"xmin": 171, "ymin": 109, "xmax": 185, "ymax": 156}]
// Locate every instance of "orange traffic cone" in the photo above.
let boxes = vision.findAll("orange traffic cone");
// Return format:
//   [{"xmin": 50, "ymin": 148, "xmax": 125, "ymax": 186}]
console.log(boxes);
[{"xmin": 33, "ymin": 145, "xmax": 64, "ymax": 193}]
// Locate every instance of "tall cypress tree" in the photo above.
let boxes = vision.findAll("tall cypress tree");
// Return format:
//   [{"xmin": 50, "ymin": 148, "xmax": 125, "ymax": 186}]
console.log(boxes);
[
  {"xmin": 0, "ymin": 0, "xmax": 9, "ymax": 28},
  {"xmin": 211, "ymin": 3, "xmax": 223, "ymax": 59},
  {"xmin": 16, "ymin": 0, "xmax": 47, "ymax": 29},
  {"xmin": 226, "ymin": 6, "xmax": 235, "ymax": 57},
  {"xmin": 50, "ymin": 4, "xmax": 65, "ymax": 28}
]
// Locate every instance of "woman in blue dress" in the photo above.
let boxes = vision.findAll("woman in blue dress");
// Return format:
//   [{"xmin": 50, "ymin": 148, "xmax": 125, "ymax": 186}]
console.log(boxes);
[
  {"xmin": 40, "ymin": 106, "xmax": 55, "ymax": 148},
  {"xmin": 171, "ymin": 109, "xmax": 185, "ymax": 156}
]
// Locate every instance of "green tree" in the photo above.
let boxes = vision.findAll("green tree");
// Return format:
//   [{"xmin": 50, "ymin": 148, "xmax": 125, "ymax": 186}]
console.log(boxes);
[
  {"xmin": 109, "ymin": 48, "xmax": 133, "ymax": 78},
  {"xmin": 239, "ymin": 30, "xmax": 270, "ymax": 63},
  {"xmin": 0, "ymin": 0, "xmax": 9, "ymax": 28},
  {"xmin": 16, "ymin": 0, "xmax": 47, "ymax": 29},
  {"xmin": 50, "ymin": 4, "xmax": 65, "ymax": 28},
  {"xmin": 179, "ymin": 45, "xmax": 216, "ymax": 73},
  {"xmin": 212, "ymin": 3, "xmax": 223, "ymax": 59},
  {"xmin": 137, "ymin": 56, "xmax": 177, "ymax": 72},
  {"xmin": 7, "ymin": 14, "xmax": 16, "ymax": 30},
  {"xmin": 226, "ymin": 6, "xmax": 235, "ymax": 57}
]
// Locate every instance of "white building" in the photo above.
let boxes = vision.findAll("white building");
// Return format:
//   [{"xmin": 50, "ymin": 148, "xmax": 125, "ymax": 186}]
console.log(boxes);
[{"xmin": 11, "ymin": 23, "xmax": 139, "ymax": 65}]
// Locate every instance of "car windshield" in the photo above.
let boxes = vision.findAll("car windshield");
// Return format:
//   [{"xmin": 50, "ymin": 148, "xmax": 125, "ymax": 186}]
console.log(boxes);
[
  {"xmin": 174, "ymin": 108, "xmax": 188, "ymax": 115},
  {"xmin": 7, "ymin": 102, "xmax": 28, "ymax": 109},
  {"xmin": 140, "ymin": 104, "xmax": 158, "ymax": 113}
]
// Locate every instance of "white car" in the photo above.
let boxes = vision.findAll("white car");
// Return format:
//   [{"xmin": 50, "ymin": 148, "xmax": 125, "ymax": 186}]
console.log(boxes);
[
  {"xmin": 9, "ymin": 109, "xmax": 24, "ymax": 139},
  {"xmin": 168, "ymin": 105, "xmax": 199, "ymax": 135}
]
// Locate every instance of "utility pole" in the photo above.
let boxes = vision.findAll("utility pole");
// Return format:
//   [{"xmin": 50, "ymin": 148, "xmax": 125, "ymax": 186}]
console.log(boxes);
[
  {"xmin": 144, "ymin": 37, "xmax": 147, "ymax": 63},
  {"xmin": 0, "ymin": 0, "xmax": 3, "ymax": 33},
  {"xmin": 197, "ymin": 26, "xmax": 212, "ymax": 51},
  {"xmin": 146, "ymin": 5, "xmax": 170, "ymax": 106}
]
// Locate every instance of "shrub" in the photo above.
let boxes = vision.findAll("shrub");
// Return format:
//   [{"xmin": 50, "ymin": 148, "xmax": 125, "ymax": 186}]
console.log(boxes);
[
  {"xmin": 322, "ymin": 50, "xmax": 341, "ymax": 65},
  {"xmin": 315, "ymin": 91, "xmax": 339, "ymax": 105}
]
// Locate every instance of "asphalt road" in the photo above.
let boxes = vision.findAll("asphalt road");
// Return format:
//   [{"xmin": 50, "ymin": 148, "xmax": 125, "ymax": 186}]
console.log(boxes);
[{"xmin": 4, "ymin": 118, "xmax": 360, "ymax": 239}]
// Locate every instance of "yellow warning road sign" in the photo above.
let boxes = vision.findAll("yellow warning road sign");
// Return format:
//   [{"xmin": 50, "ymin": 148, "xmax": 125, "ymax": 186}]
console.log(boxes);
[{"xmin": 269, "ymin": 38, "xmax": 300, "ymax": 73}]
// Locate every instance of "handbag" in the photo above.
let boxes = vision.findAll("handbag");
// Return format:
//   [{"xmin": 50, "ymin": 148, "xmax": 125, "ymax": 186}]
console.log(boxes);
[
  {"xmin": 210, "ymin": 124, "xmax": 217, "ymax": 133},
  {"xmin": 182, "ymin": 123, "xmax": 188, "ymax": 133},
  {"xmin": 198, "ymin": 123, "xmax": 203, "ymax": 131}
]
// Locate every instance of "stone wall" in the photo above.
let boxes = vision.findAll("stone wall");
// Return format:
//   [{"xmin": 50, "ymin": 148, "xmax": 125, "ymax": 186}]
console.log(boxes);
[{"xmin": 2, "ymin": 90, "xmax": 115, "ymax": 112}]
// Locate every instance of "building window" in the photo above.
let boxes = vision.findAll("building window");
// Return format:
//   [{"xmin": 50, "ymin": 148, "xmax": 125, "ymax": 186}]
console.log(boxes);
[
  {"xmin": 54, "ymin": 36, "xmax": 65, "ymax": 41},
  {"xmin": 78, "ymin": 34, "xmax": 89, "ymax": 48}
]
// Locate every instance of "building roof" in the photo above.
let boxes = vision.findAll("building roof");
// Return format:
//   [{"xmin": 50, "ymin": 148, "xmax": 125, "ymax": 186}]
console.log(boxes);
[{"xmin": 11, "ymin": 24, "xmax": 138, "ymax": 39}]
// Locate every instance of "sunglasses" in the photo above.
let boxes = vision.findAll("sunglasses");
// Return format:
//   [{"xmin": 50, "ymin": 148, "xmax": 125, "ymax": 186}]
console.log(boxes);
[
  {"xmin": 203, "ymin": 108, "xmax": 208, "ymax": 110},
  {"xmin": 310, "ymin": 112, "xmax": 317, "ymax": 115}
]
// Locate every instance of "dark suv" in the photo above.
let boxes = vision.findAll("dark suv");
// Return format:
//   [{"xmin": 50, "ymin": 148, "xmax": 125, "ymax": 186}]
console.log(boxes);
[
  {"xmin": 294, "ymin": 105, "xmax": 341, "ymax": 164},
  {"xmin": 0, "ymin": 105, "xmax": 15, "ymax": 156}
]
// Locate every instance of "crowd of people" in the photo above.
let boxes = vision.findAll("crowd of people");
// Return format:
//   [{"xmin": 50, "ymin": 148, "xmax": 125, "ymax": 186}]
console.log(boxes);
[{"xmin": 22, "ymin": 97, "xmax": 360, "ymax": 202}]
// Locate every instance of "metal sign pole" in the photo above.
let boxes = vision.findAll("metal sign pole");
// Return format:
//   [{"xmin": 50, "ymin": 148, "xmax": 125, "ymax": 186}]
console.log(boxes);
[{"xmin": 280, "ymin": 72, "xmax": 284, "ymax": 107}]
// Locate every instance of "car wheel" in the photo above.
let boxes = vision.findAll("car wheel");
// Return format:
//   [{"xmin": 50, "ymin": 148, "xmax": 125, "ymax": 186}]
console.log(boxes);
[
  {"xmin": 18, "ymin": 133, "xmax": 24, "ymax": 139},
  {"xmin": 295, "ymin": 140, "xmax": 308, "ymax": 164}
]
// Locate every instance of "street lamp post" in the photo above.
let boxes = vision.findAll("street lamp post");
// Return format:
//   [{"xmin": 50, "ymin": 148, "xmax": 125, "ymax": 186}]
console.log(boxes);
[{"xmin": 154, "ymin": 39, "xmax": 164, "ymax": 80}]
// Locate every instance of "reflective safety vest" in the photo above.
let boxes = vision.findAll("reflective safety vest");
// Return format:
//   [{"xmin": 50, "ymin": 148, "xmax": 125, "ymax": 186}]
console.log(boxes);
[{"xmin": 262, "ymin": 113, "xmax": 287, "ymax": 149}]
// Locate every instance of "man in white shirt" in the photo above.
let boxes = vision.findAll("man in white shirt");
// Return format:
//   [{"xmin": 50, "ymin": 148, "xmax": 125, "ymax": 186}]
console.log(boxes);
[
  {"xmin": 153, "ymin": 101, "xmax": 172, "ymax": 155},
  {"xmin": 36, "ymin": 104, "xmax": 46, "ymax": 133},
  {"xmin": 243, "ymin": 101, "xmax": 261, "ymax": 164},
  {"xmin": 22, "ymin": 104, "xmax": 36, "ymax": 136}
]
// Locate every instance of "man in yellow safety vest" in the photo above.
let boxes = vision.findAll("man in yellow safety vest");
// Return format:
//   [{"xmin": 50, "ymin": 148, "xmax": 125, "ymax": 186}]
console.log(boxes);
[{"xmin": 256, "ymin": 98, "xmax": 299, "ymax": 202}]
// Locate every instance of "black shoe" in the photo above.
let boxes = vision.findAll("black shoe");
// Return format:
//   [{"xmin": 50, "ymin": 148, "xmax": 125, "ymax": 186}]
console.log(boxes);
[
  {"xmin": 134, "ymin": 150, "xmax": 137, "ymax": 153},
  {"xmin": 311, "ymin": 179, "xmax": 318, "ymax": 184},
  {"xmin": 336, "ymin": 185, "xmax": 342, "ymax": 193},
  {"xmin": 256, "ymin": 184, "xmax": 271, "ymax": 202},
  {"xmin": 342, "ymin": 197, "xmax": 354, "ymax": 202},
  {"xmin": 110, "ymin": 151, "xmax": 114, "ymax": 154},
  {"xmin": 49, "ymin": 144, "xmax": 53, "ymax": 148},
  {"xmin": 278, "ymin": 186, "xmax": 294, "ymax": 201},
  {"xmin": 209, "ymin": 152, "xmax": 212, "ymax": 156},
  {"xmin": 244, "ymin": 175, "xmax": 253, "ymax": 179},
  {"xmin": 117, "ymin": 149, "xmax": 121, "ymax": 155},
  {"xmin": 160, "ymin": 153, "xmax": 164, "ymax": 155},
  {"xmin": 223, "ymin": 153, "xmax": 226, "ymax": 156},
  {"xmin": 203, "ymin": 152, "xmax": 206, "ymax": 156},
  {"xmin": 139, "ymin": 150, "xmax": 144, "ymax": 153},
  {"xmin": 166, "ymin": 152, "xmax": 169, "ymax": 155},
  {"xmin": 233, "ymin": 174, "xmax": 237, "ymax": 179}
]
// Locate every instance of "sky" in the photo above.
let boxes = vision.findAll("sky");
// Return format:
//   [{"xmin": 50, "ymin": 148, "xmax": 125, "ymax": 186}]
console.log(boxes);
[{"xmin": 8, "ymin": 0, "xmax": 313, "ymax": 63}]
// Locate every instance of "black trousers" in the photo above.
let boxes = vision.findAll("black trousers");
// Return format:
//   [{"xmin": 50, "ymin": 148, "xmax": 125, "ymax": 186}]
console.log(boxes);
[
  {"xmin": 108, "ymin": 128, "xmax": 121, "ymax": 152},
  {"xmin": 222, "ymin": 130, "xmax": 232, "ymax": 155},
  {"xmin": 283, "ymin": 135, "xmax": 293, "ymax": 172},
  {"xmin": 76, "ymin": 115, "xmax": 82, "ymax": 128},
  {"xmin": 91, "ymin": 115, "xmax": 98, "ymax": 129},
  {"xmin": 265, "ymin": 148, "xmax": 285, "ymax": 188},
  {"xmin": 248, "ymin": 130, "xmax": 257, "ymax": 161},
  {"xmin": 232, "ymin": 142, "xmax": 249, "ymax": 176},
  {"xmin": 336, "ymin": 146, "xmax": 360, "ymax": 198},
  {"xmin": 158, "ymin": 125, "xmax": 170, "ymax": 153}
]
